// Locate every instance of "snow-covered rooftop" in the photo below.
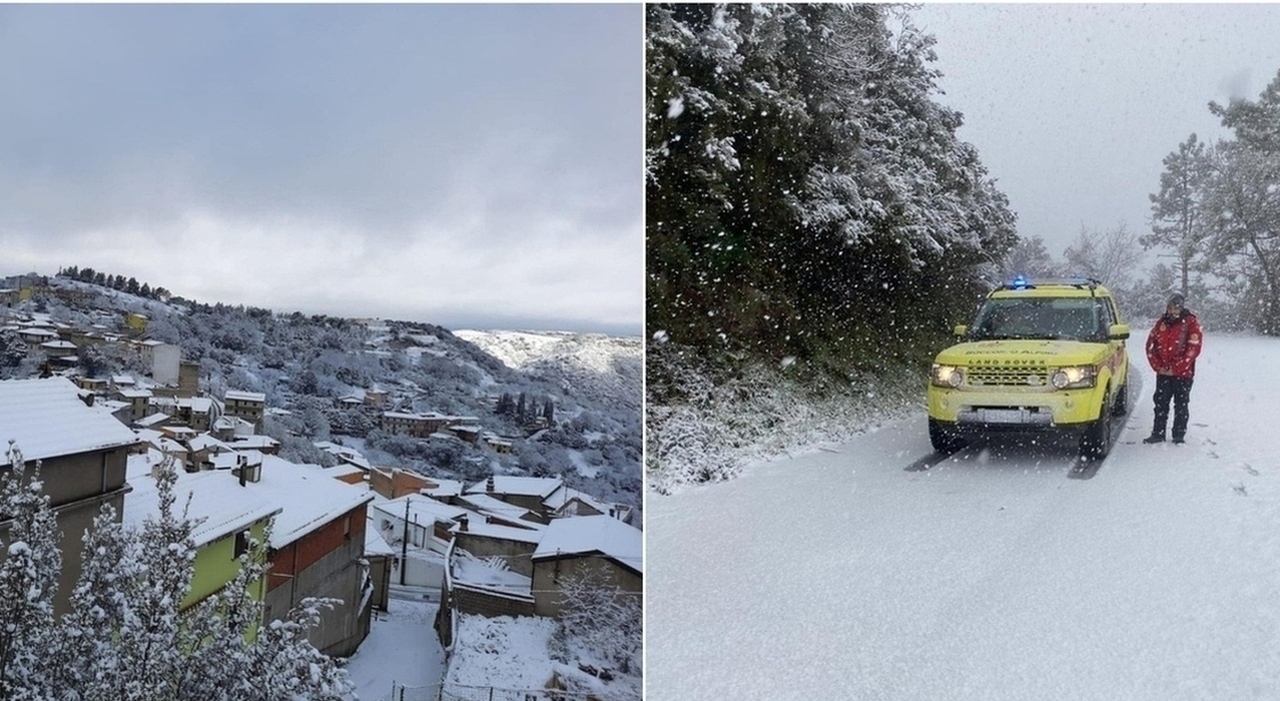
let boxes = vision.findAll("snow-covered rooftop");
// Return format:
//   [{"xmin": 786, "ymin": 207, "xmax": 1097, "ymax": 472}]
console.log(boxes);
[
  {"xmin": 543, "ymin": 485, "xmax": 610, "ymax": 515},
  {"xmin": 224, "ymin": 390, "xmax": 266, "ymax": 403},
  {"xmin": 124, "ymin": 469, "xmax": 282, "ymax": 547},
  {"xmin": 456, "ymin": 519, "xmax": 544, "ymax": 544},
  {"xmin": 135, "ymin": 412, "xmax": 170, "ymax": 428},
  {"xmin": 228, "ymin": 436, "xmax": 280, "ymax": 450},
  {"xmin": 0, "ymin": 377, "xmax": 140, "ymax": 466},
  {"xmin": 188, "ymin": 433, "xmax": 231, "ymax": 452},
  {"xmin": 251, "ymin": 456, "xmax": 374, "ymax": 548},
  {"xmin": 533, "ymin": 516, "xmax": 642, "ymax": 574},
  {"xmin": 422, "ymin": 478, "xmax": 463, "ymax": 498},
  {"xmin": 364, "ymin": 519, "xmax": 396, "ymax": 557},
  {"xmin": 458, "ymin": 493, "xmax": 537, "ymax": 522},
  {"xmin": 452, "ymin": 550, "xmax": 532, "ymax": 592},
  {"xmin": 465, "ymin": 475, "xmax": 564, "ymax": 498},
  {"xmin": 372, "ymin": 494, "xmax": 469, "ymax": 526}
]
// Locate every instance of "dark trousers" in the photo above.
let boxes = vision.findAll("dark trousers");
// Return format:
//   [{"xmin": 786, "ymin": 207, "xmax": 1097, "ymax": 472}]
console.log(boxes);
[{"xmin": 1152, "ymin": 374, "xmax": 1194, "ymax": 439}]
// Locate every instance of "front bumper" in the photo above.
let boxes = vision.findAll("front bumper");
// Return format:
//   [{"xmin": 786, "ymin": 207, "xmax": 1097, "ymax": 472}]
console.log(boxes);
[{"xmin": 927, "ymin": 385, "xmax": 1102, "ymax": 427}]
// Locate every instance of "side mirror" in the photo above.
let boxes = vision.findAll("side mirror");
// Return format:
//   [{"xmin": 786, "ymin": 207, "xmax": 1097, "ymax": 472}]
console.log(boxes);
[
  {"xmin": 1109, "ymin": 324, "xmax": 1130, "ymax": 340},
  {"xmin": 953, "ymin": 324, "xmax": 968, "ymax": 337}
]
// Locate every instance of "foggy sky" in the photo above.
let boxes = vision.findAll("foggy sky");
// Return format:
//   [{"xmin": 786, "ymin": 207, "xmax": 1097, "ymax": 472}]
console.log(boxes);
[
  {"xmin": 0, "ymin": 4, "xmax": 642, "ymax": 335},
  {"xmin": 911, "ymin": 3, "xmax": 1280, "ymax": 265}
]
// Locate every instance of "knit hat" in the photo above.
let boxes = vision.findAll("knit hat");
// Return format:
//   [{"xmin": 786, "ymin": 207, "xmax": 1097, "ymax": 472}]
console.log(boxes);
[{"xmin": 1167, "ymin": 292, "xmax": 1186, "ymax": 307}]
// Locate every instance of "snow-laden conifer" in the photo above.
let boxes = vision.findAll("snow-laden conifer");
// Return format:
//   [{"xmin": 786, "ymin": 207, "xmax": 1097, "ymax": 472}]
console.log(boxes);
[
  {"xmin": 46, "ymin": 502, "xmax": 141, "ymax": 699},
  {"xmin": 109, "ymin": 455, "xmax": 198, "ymax": 701},
  {"xmin": 0, "ymin": 442, "xmax": 61, "ymax": 698}
]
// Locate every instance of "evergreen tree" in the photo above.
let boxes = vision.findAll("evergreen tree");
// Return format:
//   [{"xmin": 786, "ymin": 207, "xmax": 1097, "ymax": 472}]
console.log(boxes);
[
  {"xmin": 1000, "ymin": 235, "xmax": 1059, "ymax": 280},
  {"xmin": 0, "ymin": 456, "xmax": 354, "ymax": 699},
  {"xmin": 46, "ymin": 503, "xmax": 140, "ymax": 698},
  {"xmin": 126, "ymin": 277, "xmax": 140, "ymax": 296},
  {"xmin": 111, "ymin": 458, "xmax": 197, "ymax": 700},
  {"xmin": 1194, "ymin": 69, "xmax": 1280, "ymax": 334},
  {"xmin": 0, "ymin": 443, "xmax": 62, "ymax": 698},
  {"xmin": 646, "ymin": 4, "xmax": 1016, "ymax": 372},
  {"xmin": 1145, "ymin": 133, "xmax": 1211, "ymax": 296}
]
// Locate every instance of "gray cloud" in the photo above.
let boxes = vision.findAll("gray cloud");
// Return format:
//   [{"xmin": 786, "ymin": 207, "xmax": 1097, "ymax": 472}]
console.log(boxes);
[
  {"xmin": 911, "ymin": 4, "xmax": 1280, "ymax": 262},
  {"xmin": 0, "ymin": 4, "xmax": 641, "ymax": 334}
]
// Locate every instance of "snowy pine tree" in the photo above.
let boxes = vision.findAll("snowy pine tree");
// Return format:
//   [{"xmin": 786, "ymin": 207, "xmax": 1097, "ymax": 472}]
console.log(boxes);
[
  {"xmin": 0, "ymin": 456, "xmax": 353, "ymax": 700},
  {"xmin": 110, "ymin": 458, "xmax": 198, "ymax": 701},
  {"xmin": 45, "ymin": 502, "xmax": 141, "ymax": 699},
  {"xmin": 0, "ymin": 442, "xmax": 62, "ymax": 698}
]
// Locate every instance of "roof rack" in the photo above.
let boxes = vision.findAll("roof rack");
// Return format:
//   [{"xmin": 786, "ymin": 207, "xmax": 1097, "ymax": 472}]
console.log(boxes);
[{"xmin": 1000, "ymin": 275, "xmax": 1102, "ymax": 291}]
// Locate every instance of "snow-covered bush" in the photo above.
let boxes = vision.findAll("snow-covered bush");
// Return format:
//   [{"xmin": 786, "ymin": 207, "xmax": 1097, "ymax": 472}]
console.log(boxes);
[{"xmin": 647, "ymin": 344, "xmax": 920, "ymax": 494}]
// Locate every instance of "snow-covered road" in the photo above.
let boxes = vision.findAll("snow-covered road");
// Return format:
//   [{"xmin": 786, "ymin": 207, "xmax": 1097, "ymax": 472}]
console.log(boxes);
[{"xmin": 647, "ymin": 331, "xmax": 1280, "ymax": 700}]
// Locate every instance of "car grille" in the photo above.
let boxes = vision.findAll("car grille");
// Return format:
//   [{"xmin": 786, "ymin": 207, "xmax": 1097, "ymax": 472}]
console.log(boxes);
[{"xmin": 967, "ymin": 365, "xmax": 1050, "ymax": 387}]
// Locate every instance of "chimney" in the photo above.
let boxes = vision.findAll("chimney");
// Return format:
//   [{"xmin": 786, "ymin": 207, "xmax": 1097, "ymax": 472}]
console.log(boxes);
[
  {"xmin": 485, "ymin": 475, "xmax": 495, "ymax": 493},
  {"xmin": 238, "ymin": 454, "xmax": 247, "ymax": 487},
  {"xmin": 458, "ymin": 514, "xmax": 468, "ymax": 532}
]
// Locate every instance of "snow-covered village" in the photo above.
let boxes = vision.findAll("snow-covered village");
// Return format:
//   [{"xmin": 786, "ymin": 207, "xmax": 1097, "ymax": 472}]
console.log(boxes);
[
  {"xmin": 0, "ymin": 272, "xmax": 642, "ymax": 700},
  {"xmin": 0, "ymin": 4, "xmax": 642, "ymax": 700}
]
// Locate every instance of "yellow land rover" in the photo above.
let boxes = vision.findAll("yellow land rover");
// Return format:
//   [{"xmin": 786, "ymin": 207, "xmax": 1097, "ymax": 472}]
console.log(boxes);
[{"xmin": 927, "ymin": 276, "xmax": 1131, "ymax": 459}]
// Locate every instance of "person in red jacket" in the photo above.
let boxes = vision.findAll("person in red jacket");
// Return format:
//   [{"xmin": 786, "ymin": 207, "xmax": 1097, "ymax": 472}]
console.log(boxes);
[{"xmin": 1143, "ymin": 292, "xmax": 1203, "ymax": 444}]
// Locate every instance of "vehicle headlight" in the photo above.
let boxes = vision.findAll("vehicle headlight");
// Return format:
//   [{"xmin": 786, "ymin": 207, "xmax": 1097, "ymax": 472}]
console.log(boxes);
[
  {"xmin": 1051, "ymin": 366, "xmax": 1097, "ymax": 389},
  {"xmin": 931, "ymin": 364, "xmax": 964, "ymax": 388}
]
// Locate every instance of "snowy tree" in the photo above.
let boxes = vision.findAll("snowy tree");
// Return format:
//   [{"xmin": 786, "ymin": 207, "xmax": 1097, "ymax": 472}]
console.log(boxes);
[
  {"xmin": 44, "ymin": 502, "xmax": 140, "ymax": 699},
  {"xmin": 109, "ymin": 457, "xmax": 199, "ymax": 701},
  {"xmin": 1000, "ymin": 235, "xmax": 1059, "ymax": 280},
  {"xmin": 1145, "ymin": 133, "xmax": 1211, "ymax": 296},
  {"xmin": 8, "ymin": 456, "xmax": 353, "ymax": 700},
  {"xmin": 1199, "ymin": 140, "xmax": 1280, "ymax": 334},
  {"xmin": 646, "ymin": 3, "xmax": 1015, "ymax": 369},
  {"xmin": 551, "ymin": 571, "xmax": 642, "ymax": 678},
  {"xmin": 1062, "ymin": 223, "xmax": 1144, "ymax": 296},
  {"xmin": 233, "ymin": 598, "xmax": 350, "ymax": 701},
  {"xmin": 0, "ymin": 443, "xmax": 61, "ymax": 698}
]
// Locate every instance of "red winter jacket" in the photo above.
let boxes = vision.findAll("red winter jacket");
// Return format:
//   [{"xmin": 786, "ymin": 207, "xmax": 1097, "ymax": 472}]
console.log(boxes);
[{"xmin": 1146, "ymin": 310, "xmax": 1203, "ymax": 378}]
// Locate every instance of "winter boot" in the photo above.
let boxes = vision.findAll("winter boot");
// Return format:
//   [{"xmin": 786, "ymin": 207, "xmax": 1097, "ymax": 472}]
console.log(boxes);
[
  {"xmin": 1171, "ymin": 435, "xmax": 1185, "ymax": 444},
  {"xmin": 1142, "ymin": 433, "xmax": 1165, "ymax": 444}
]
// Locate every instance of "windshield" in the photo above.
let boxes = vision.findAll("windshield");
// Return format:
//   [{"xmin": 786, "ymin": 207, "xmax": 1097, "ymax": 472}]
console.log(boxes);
[{"xmin": 969, "ymin": 297, "xmax": 1105, "ymax": 342}]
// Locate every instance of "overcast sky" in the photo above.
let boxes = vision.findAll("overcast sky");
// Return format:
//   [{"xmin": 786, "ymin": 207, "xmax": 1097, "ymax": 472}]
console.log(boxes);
[
  {"xmin": 0, "ymin": 4, "xmax": 641, "ymax": 335},
  {"xmin": 910, "ymin": 3, "xmax": 1280, "ymax": 265}
]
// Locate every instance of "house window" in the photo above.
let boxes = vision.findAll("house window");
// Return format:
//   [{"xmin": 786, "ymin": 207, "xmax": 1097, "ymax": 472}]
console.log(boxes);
[
  {"xmin": 343, "ymin": 516, "xmax": 351, "ymax": 542},
  {"xmin": 234, "ymin": 531, "xmax": 250, "ymax": 559}
]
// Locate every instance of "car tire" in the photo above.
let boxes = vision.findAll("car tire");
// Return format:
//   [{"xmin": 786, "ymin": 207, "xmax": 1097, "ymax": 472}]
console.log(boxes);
[
  {"xmin": 1111, "ymin": 381, "xmax": 1128, "ymax": 417},
  {"xmin": 1081, "ymin": 394, "xmax": 1112, "ymax": 460},
  {"xmin": 929, "ymin": 418, "xmax": 967, "ymax": 454}
]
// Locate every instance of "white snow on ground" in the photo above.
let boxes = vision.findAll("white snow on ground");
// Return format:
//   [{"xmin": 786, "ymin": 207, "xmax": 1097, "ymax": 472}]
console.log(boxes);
[
  {"xmin": 568, "ymin": 449, "xmax": 600, "ymax": 478},
  {"xmin": 646, "ymin": 330, "xmax": 1280, "ymax": 700},
  {"xmin": 444, "ymin": 614, "xmax": 558, "ymax": 691},
  {"xmin": 343, "ymin": 598, "xmax": 444, "ymax": 701}
]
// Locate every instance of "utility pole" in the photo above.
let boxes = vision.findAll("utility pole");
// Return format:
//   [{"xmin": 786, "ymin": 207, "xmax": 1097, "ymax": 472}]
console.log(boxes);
[{"xmin": 400, "ymin": 496, "xmax": 410, "ymax": 586}]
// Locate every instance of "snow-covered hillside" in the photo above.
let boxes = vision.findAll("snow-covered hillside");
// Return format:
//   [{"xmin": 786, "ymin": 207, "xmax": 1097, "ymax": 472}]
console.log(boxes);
[
  {"xmin": 647, "ymin": 330, "xmax": 1280, "ymax": 699},
  {"xmin": 4, "ymin": 275, "xmax": 642, "ymax": 506},
  {"xmin": 454, "ymin": 330, "xmax": 642, "ymax": 412}
]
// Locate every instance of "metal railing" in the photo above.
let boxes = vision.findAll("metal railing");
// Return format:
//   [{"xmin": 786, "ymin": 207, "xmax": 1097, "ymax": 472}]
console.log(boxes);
[{"xmin": 383, "ymin": 682, "xmax": 613, "ymax": 701}]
